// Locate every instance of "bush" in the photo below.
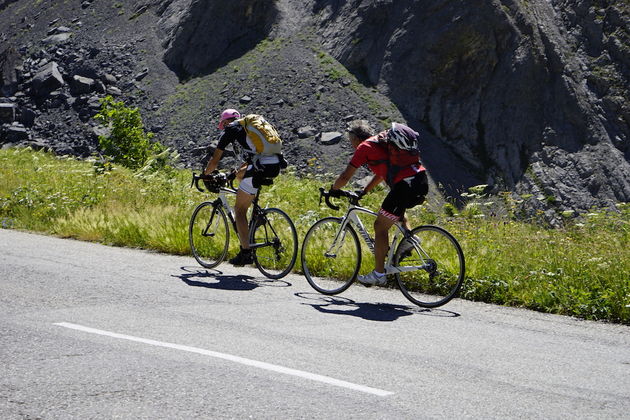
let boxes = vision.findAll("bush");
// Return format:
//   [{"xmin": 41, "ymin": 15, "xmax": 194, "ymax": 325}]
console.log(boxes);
[{"xmin": 94, "ymin": 96, "xmax": 171, "ymax": 170}]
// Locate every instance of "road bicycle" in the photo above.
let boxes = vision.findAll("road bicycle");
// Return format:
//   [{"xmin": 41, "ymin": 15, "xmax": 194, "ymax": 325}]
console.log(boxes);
[
  {"xmin": 300, "ymin": 188, "xmax": 465, "ymax": 308},
  {"xmin": 189, "ymin": 171, "xmax": 298, "ymax": 279}
]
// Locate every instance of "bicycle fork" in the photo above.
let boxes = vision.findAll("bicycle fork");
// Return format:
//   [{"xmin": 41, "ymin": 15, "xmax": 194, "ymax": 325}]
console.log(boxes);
[
  {"xmin": 383, "ymin": 229, "xmax": 432, "ymax": 275},
  {"xmin": 202, "ymin": 201, "xmax": 225, "ymax": 238},
  {"xmin": 324, "ymin": 214, "xmax": 367, "ymax": 257}
]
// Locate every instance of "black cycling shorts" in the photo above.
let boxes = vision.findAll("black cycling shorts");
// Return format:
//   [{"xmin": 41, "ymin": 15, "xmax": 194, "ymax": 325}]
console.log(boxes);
[
  {"xmin": 379, "ymin": 171, "xmax": 429, "ymax": 221},
  {"xmin": 240, "ymin": 162, "xmax": 281, "ymax": 194}
]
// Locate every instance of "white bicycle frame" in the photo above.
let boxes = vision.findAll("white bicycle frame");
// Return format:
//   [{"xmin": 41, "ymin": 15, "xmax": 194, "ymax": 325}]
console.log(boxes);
[
  {"xmin": 208, "ymin": 184, "xmax": 277, "ymax": 251},
  {"xmin": 329, "ymin": 203, "xmax": 430, "ymax": 275},
  {"xmin": 217, "ymin": 185, "xmax": 238, "ymax": 221}
]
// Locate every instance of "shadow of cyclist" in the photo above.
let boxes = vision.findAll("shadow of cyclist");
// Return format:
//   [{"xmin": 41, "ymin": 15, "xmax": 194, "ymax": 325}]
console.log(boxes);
[
  {"xmin": 295, "ymin": 292, "xmax": 460, "ymax": 321},
  {"xmin": 295, "ymin": 292, "xmax": 414, "ymax": 321},
  {"xmin": 174, "ymin": 266, "xmax": 292, "ymax": 290},
  {"xmin": 174, "ymin": 266, "xmax": 258, "ymax": 291}
]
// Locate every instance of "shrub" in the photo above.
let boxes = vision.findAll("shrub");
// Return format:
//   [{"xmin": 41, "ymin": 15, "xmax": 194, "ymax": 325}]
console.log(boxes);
[{"xmin": 94, "ymin": 96, "xmax": 170, "ymax": 170}]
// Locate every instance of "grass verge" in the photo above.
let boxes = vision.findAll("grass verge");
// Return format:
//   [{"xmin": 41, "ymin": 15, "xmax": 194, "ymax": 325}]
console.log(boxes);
[{"xmin": 1, "ymin": 147, "xmax": 628, "ymax": 324}]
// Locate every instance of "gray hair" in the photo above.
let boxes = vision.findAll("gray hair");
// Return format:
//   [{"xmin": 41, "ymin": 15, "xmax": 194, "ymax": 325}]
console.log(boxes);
[{"xmin": 347, "ymin": 119, "xmax": 375, "ymax": 140}]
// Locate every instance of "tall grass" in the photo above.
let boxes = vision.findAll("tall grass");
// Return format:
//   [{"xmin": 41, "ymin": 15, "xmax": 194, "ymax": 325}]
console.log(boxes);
[{"xmin": 1, "ymin": 148, "xmax": 628, "ymax": 324}]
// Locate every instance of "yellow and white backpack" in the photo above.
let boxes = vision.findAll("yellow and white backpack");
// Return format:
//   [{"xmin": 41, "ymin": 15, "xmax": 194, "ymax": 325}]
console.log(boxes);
[{"xmin": 237, "ymin": 114, "xmax": 282, "ymax": 156}]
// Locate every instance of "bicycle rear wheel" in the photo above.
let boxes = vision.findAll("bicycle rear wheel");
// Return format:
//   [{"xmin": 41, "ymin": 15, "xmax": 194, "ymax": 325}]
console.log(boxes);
[
  {"xmin": 301, "ymin": 217, "xmax": 361, "ymax": 294},
  {"xmin": 394, "ymin": 225, "xmax": 465, "ymax": 308},
  {"xmin": 250, "ymin": 208, "xmax": 298, "ymax": 279},
  {"xmin": 189, "ymin": 202, "xmax": 230, "ymax": 269}
]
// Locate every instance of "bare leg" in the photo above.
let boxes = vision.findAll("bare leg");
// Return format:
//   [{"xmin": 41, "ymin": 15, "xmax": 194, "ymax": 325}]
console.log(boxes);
[
  {"xmin": 374, "ymin": 213, "xmax": 397, "ymax": 273},
  {"xmin": 234, "ymin": 189, "xmax": 255, "ymax": 249}
]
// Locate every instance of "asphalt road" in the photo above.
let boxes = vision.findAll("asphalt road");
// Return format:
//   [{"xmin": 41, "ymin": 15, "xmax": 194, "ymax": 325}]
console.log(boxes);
[{"xmin": 1, "ymin": 229, "xmax": 629, "ymax": 419}]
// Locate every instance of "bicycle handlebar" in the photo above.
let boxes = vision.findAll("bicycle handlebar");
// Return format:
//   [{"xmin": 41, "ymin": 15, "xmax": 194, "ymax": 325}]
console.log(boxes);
[
  {"xmin": 191, "ymin": 171, "xmax": 236, "ymax": 193},
  {"xmin": 319, "ymin": 187, "xmax": 362, "ymax": 211}
]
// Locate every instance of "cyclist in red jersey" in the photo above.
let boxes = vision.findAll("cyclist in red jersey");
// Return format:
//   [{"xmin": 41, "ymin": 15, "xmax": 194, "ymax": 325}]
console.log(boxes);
[{"xmin": 331, "ymin": 120, "xmax": 428, "ymax": 286}]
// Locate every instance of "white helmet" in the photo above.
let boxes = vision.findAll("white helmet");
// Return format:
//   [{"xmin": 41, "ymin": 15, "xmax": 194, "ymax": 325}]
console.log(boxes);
[{"xmin": 387, "ymin": 122, "xmax": 419, "ymax": 151}]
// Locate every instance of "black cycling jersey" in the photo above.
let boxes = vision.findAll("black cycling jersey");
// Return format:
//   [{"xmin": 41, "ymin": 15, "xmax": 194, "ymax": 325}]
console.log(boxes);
[{"xmin": 216, "ymin": 123, "xmax": 249, "ymax": 152}]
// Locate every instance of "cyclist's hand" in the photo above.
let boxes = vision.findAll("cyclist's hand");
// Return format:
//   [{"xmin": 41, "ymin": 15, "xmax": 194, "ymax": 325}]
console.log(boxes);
[
  {"xmin": 328, "ymin": 188, "xmax": 342, "ymax": 198},
  {"xmin": 201, "ymin": 170, "xmax": 217, "ymax": 178}
]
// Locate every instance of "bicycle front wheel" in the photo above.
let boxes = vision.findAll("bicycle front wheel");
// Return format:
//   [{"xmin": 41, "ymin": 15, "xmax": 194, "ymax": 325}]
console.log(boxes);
[
  {"xmin": 189, "ymin": 202, "xmax": 230, "ymax": 269},
  {"xmin": 250, "ymin": 208, "xmax": 298, "ymax": 279},
  {"xmin": 301, "ymin": 217, "xmax": 361, "ymax": 294},
  {"xmin": 394, "ymin": 225, "xmax": 465, "ymax": 308}
]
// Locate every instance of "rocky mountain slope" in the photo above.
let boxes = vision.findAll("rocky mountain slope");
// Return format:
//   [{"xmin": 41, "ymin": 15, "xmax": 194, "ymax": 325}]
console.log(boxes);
[{"xmin": 1, "ymin": 0, "xmax": 628, "ymax": 219}]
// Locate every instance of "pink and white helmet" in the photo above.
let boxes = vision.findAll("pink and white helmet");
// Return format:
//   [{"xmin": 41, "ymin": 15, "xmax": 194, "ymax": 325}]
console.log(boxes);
[{"xmin": 218, "ymin": 108, "xmax": 241, "ymax": 129}]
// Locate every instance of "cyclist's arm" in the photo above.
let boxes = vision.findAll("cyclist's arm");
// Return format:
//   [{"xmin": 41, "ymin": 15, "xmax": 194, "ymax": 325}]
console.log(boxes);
[
  {"xmin": 363, "ymin": 174, "xmax": 384, "ymax": 194},
  {"xmin": 203, "ymin": 148, "xmax": 224, "ymax": 175},
  {"xmin": 204, "ymin": 127, "xmax": 242, "ymax": 175},
  {"xmin": 332, "ymin": 164, "xmax": 357, "ymax": 190}
]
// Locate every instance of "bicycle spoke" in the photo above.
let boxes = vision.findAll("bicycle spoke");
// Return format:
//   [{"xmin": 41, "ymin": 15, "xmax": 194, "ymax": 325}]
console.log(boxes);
[
  {"xmin": 251, "ymin": 208, "xmax": 297, "ymax": 279},
  {"xmin": 189, "ymin": 203, "xmax": 229, "ymax": 269},
  {"xmin": 301, "ymin": 217, "xmax": 361, "ymax": 294},
  {"xmin": 394, "ymin": 225, "xmax": 464, "ymax": 308}
]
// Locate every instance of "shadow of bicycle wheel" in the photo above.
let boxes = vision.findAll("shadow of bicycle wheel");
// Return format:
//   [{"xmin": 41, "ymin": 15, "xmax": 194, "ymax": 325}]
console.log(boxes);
[
  {"xmin": 294, "ymin": 292, "xmax": 460, "ymax": 320},
  {"xmin": 173, "ymin": 266, "xmax": 258, "ymax": 291}
]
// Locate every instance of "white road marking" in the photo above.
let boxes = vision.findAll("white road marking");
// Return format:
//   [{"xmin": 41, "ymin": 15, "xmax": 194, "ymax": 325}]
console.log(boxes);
[{"xmin": 54, "ymin": 322, "xmax": 394, "ymax": 397}]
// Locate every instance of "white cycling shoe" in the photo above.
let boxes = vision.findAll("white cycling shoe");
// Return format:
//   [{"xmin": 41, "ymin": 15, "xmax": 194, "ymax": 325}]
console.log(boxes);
[
  {"xmin": 398, "ymin": 235, "xmax": 421, "ymax": 255},
  {"xmin": 358, "ymin": 270, "xmax": 387, "ymax": 286}
]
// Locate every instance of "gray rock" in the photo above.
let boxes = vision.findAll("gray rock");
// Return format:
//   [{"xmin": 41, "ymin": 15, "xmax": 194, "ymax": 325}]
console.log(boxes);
[
  {"xmin": 70, "ymin": 75, "xmax": 95, "ymax": 95},
  {"xmin": 24, "ymin": 139, "xmax": 50, "ymax": 151},
  {"xmin": 3, "ymin": 123, "xmax": 29, "ymax": 142},
  {"xmin": 134, "ymin": 68, "xmax": 149, "ymax": 81},
  {"xmin": 42, "ymin": 33, "xmax": 71, "ymax": 44},
  {"xmin": 87, "ymin": 96, "xmax": 101, "ymax": 110},
  {"xmin": 30, "ymin": 62, "xmax": 64, "ymax": 97},
  {"xmin": 19, "ymin": 107, "xmax": 36, "ymax": 127},
  {"xmin": 296, "ymin": 126, "xmax": 317, "ymax": 139},
  {"xmin": 102, "ymin": 73, "xmax": 117, "ymax": 85},
  {"xmin": 0, "ymin": 103, "xmax": 16, "ymax": 123},
  {"xmin": 320, "ymin": 131, "xmax": 343, "ymax": 145},
  {"xmin": 47, "ymin": 26, "xmax": 71, "ymax": 36},
  {"xmin": 106, "ymin": 86, "xmax": 122, "ymax": 96}
]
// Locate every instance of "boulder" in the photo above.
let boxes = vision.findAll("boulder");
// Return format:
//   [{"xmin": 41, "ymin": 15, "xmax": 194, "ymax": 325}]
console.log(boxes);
[
  {"xmin": 47, "ymin": 26, "xmax": 72, "ymax": 36},
  {"xmin": 0, "ymin": 103, "xmax": 16, "ymax": 123},
  {"xmin": 70, "ymin": 75, "xmax": 95, "ymax": 95},
  {"xmin": 19, "ymin": 107, "xmax": 36, "ymax": 127},
  {"xmin": 320, "ymin": 131, "xmax": 343, "ymax": 145},
  {"xmin": 134, "ymin": 68, "xmax": 149, "ymax": 81},
  {"xmin": 30, "ymin": 62, "xmax": 64, "ymax": 97},
  {"xmin": 106, "ymin": 86, "xmax": 122, "ymax": 96},
  {"xmin": 2, "ymin": 123, "xmax": 29, "ymax": 142},
  {"xmin": 42, "ymin": 33, "xmax": 72, "ymax": 44},
  {"xmin": 101, "ymin": 73, "xmax": 117, "ymax": 85},
  {"xmin": 296, "ymin": 126, "xmax": 317, "ymax": 139}
]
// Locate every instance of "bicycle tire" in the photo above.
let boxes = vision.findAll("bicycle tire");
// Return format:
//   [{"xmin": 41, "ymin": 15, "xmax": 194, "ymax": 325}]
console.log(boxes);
[
  {"xmin": 394, "ymin": 225, "xmax": 465, "ymax": 308},
  {"xmin": 250, "ymin": 207, "xmax": 298, "ymax": 279},
  {"xmin": 301, "ymin": 217, "xmax": 361, "ymax": 294},
  {"xmin": 189, "ymin": 202, "xmax": 230, "ymax": 269}
]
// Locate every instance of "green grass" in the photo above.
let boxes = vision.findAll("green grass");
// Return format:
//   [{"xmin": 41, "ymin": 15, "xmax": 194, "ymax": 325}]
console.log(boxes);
[{"xmin": 1, "ymin": 147, "xmax": 629, "ymax": 324}]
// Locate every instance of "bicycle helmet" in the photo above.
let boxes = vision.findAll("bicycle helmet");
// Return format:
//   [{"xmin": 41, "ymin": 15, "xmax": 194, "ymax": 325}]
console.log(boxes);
[
  {"xmin": 387, "ymin": 122, "xmax": 419, "ymax": 151},
  {"xmin": 218, "ymin": 108, "xmax": 241, "ymax": 129}
]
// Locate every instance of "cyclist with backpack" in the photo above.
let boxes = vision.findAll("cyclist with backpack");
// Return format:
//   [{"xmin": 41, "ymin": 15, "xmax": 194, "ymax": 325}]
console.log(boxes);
[
  {"xmin": 204, "ymin": 108, "xmax": 285, "ymax": 266},
  {"xmin": 330, "ymin": 120, "xmax": 428, "ymax": 285}
]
